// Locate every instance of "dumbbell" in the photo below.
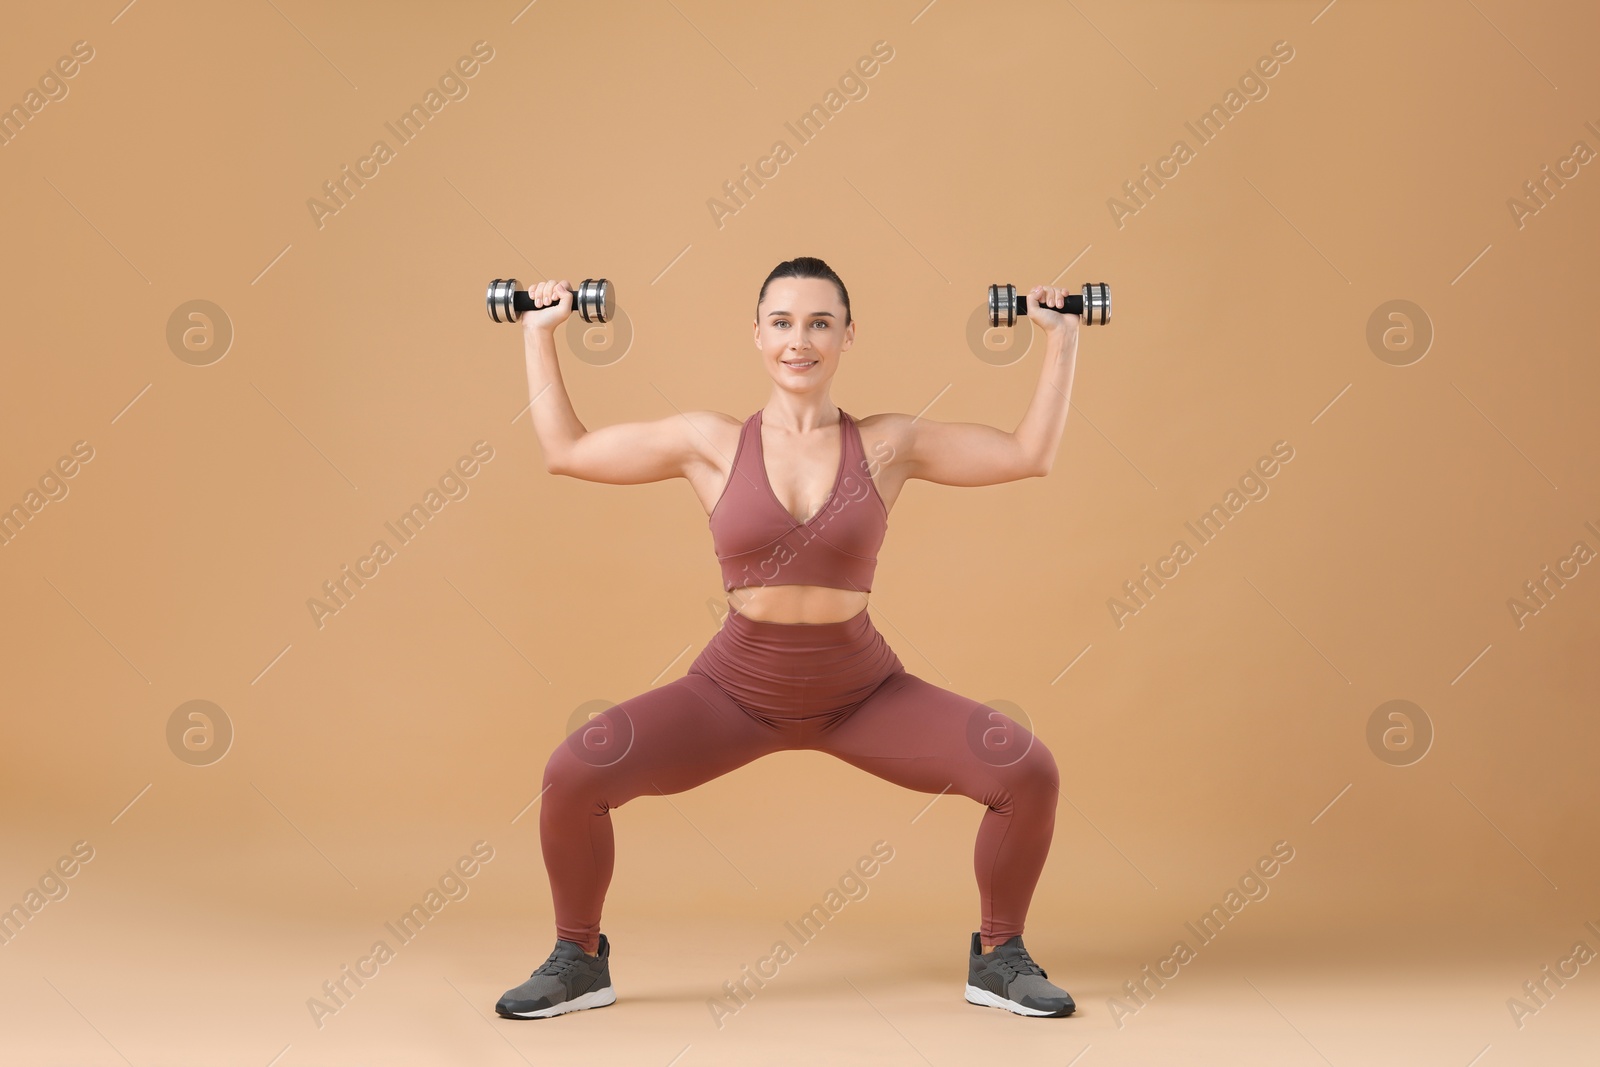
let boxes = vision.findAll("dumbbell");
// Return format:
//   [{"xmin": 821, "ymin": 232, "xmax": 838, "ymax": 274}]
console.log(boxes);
[
  {"xmin": 486, "ymin": 277, "xmax": 615, "ymax": 324},
  {"xmin": 988, "ymin": 282, "xmax": 1110, "ymax": 327}
]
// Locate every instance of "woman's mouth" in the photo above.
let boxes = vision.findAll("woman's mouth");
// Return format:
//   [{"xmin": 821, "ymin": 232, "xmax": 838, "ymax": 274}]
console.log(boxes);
[{"xmin": 782, "ymin": 359, "xmax": 818, "ymax": 371}]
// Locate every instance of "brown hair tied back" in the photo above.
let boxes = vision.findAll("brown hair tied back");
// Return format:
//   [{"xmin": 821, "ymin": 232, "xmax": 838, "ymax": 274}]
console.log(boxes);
[{"xmin": 756, "ymin": 257, "xmax": 852, "ymax": 327}]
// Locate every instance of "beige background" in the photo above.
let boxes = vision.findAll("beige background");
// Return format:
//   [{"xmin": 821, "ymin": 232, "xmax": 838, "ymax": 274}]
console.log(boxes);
[{"xmin": 2, "ymin": 0, "xmax": 1597, "ymax": 1063}]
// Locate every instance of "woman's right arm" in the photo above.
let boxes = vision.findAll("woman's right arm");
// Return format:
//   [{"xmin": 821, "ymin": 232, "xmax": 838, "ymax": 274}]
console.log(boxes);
[{"xmin": 522, "ymin": 279, "xmax": 707, "ymax": 486}]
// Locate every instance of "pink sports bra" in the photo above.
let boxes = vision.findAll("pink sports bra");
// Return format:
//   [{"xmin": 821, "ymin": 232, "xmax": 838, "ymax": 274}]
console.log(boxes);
[{"xmin": 709, "ymin": 408, "xmax": 888, "ymax": 594}]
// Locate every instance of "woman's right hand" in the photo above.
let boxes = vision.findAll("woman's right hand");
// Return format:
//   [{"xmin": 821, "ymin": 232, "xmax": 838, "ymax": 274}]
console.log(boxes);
[{"xmin": 522, "ymin": 279, "xmax": 574, "ymax": 336}]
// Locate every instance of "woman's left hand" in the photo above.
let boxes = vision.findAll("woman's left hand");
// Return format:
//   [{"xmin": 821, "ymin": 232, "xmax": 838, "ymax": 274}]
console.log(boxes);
[{"xmin": 1027, "ymin": 285, "xmax": 1081, "ymax": 339}]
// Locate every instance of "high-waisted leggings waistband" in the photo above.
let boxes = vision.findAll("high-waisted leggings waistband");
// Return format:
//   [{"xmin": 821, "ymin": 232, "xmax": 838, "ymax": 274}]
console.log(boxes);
[{"xmin": 686, "ymin": 605, "xmax": 904, "ymax": 719}]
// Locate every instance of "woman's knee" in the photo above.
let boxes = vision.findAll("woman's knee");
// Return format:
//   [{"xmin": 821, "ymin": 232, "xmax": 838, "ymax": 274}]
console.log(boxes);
[
  {"xmin": 546, "ymin": 701, "xmax": 637, "ymax": 776},
  {"xmin": 1006, "ymin": 733, "xmax": 1060, "ymax": 799},
  {"xmin": 542, "ymin": 742, "xmax": 571, "ymax": 789},
  {"xmin": 542, "ymin": 735, "xmax": 614, "ymax": 805}
]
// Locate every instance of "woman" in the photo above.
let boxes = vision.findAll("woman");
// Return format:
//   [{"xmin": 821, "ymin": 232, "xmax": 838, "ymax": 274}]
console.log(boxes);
[{"xmin": 496, "ymin": 257, "xmax": 1081, "ymax": 1020}]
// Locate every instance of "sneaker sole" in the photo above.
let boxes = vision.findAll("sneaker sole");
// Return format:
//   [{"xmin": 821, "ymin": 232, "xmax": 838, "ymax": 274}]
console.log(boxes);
[
  {"xmin": 964, "ymin": 982, "xmax": 1073, "ymax": 1017},
  {"xmin": 498, "ymin": 985, "xmax": 616, "ymax": 1019}
]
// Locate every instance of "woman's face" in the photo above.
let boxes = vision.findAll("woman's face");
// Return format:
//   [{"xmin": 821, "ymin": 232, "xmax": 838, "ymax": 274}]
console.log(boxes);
[{"xmin": 753, "ymin": 276, "xmax": 855, "ymax": 391}]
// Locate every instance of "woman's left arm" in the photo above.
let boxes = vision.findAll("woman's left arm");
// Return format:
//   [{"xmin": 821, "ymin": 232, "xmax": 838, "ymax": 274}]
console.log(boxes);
[
  {"xmin": 896, "ymin": 286, "xmax": 1080, "ymax": 486},
  {"xmin": 1010, "ymin": 286, "xmax": 1080, "ymax": 476}
]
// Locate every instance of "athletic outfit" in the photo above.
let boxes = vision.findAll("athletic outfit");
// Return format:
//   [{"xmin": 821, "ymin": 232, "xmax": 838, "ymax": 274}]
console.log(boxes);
[{"xmin": 499, "ymin": 407, "xmax": 1070, "ymax": 1019}]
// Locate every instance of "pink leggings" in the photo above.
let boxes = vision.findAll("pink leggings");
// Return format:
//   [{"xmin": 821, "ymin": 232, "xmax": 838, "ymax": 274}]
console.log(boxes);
[{"xmin": 539, "ymin": 604, "xmax": 1059, "ymax": 954}]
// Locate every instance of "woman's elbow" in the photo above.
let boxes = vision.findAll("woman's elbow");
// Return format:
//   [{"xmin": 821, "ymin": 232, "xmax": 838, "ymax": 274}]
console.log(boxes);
[{"xmin": 1016, "ymin": 444, "xmax": 1052, "ymax": 479}]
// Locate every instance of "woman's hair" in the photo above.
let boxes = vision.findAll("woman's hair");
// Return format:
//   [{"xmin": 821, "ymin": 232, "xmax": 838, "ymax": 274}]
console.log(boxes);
[{"xmin": 756, "ymin": 256, "xmax": 852, "ymax": 327}]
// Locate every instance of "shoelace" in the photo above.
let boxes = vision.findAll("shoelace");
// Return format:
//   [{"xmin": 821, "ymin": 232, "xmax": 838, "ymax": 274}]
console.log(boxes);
[
  {"xmin": 990, "ymin": 945, "xmax": 1048, "ymax": 981},
  {"xmin": 532, "ymin": 951, "xmax": 581, "ymax": 978}
]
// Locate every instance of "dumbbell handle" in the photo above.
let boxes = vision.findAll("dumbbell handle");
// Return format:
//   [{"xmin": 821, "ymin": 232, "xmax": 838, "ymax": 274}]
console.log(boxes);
[
  {"xmin": 1023, "ymin": 293, "xmax": 1085, "ymax": 316},
  {"xmin": 513, "ymin": 290, "xmax": 557, "ymax": 315}
]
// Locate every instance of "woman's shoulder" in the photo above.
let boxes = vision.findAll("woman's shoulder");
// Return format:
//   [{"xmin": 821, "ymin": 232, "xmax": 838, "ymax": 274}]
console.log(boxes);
[
  {"xmin": 847, "ymin": 411, "xmax": 917, "ymax": 475},
  {"xmin": 850, "ymin": 410, "xmax": 915, "ymax": 447},
  {"xmin": 685, "ymin": 409, "xmax": 747, "ymax": 430},
  {"xmin": 678, "ymin": 409, "xmax": 748, "ymax": 462}
]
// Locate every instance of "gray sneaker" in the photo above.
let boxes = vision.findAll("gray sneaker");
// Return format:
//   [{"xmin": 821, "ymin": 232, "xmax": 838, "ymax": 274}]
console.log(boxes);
[
  {"xmin": 496, "ymin": 934, "xmax": 616, "ymax": 1019},
  {"xmin": 965, "ymin": 932, "xmax": 1075, "ymax": 1017}
]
